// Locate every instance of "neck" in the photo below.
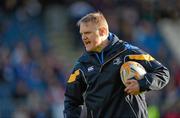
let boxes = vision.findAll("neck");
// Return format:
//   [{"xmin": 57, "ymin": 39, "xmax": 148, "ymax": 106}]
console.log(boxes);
[{"xmin": 95, "ymin": 39, "xmax": 110, "ymax": 53}]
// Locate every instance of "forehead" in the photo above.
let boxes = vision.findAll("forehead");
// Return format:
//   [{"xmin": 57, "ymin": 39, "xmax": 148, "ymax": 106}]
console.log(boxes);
[{"xmin": 79, "ymin": 22, "xmax": 97, "ymax": 33}]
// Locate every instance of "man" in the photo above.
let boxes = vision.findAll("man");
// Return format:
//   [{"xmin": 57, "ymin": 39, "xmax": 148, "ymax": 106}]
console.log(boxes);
[{"xmin": 64, "ymin": 12, "xmax": 170, "ymax": 118}]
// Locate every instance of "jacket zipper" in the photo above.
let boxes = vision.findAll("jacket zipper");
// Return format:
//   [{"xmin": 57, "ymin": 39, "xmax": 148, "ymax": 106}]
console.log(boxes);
[{"xmin": 99, "ymin": 48, "xmax": 127, "ymax": 72}]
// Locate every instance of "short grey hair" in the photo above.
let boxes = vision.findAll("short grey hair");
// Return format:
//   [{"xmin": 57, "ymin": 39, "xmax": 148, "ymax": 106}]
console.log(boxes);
[{"xmin": 77, "ymin": 12, "xmax": 109, "ymax": 30}]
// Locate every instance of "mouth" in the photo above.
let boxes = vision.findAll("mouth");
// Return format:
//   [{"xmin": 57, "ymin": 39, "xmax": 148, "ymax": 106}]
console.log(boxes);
[{"xmin": 85, "ymin": 41, "xmax": 91, "ymax": 45}]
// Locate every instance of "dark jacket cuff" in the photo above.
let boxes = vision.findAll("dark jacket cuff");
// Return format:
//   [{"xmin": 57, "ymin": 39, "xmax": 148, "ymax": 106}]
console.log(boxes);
[{"xmin": 138, "ymin": 75, "xmax": 151, "ymax": 92}]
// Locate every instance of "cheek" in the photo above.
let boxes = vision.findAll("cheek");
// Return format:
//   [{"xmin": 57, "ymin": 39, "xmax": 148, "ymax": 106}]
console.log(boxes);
[
  {"xmin": 91, "ymin": 39, "xmax": 97, "ymax": 46},
  {"xmin": 92, "ymin": 35, "xmax": 100, "ymax": 43},
  {"xmin": 94, "ymin": 38, "xmax": 102, "ymax": 45}
]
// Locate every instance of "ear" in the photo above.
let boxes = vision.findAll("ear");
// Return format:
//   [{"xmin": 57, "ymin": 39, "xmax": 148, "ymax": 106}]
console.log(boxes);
[{"xmin": 99, "ymin": 27, "xmax": 107, "ymax": 36}]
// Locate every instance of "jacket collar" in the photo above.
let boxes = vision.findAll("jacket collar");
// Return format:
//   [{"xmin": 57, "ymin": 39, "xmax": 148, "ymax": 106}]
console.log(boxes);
[{"xmin": 78, "ymin": 33, "xmax": 125, "ymax": 63}]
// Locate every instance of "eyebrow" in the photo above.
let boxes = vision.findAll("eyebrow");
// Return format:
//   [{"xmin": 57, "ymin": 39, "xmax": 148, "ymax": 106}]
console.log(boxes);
[{"xmin": 80, "ymin": 31, "xmax": 91, "ymax": 35}]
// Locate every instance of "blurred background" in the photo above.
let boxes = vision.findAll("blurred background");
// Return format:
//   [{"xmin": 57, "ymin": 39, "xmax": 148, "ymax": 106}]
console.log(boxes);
[{"xmin": 0, "ymin": 0, "xmax": 179, "ymax": 118}]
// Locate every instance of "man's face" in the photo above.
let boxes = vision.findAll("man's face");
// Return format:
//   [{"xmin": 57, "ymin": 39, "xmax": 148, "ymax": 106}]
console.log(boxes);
[{"xmin": 80, "ymin": 22, "xmax": 102, "ymax": 52}]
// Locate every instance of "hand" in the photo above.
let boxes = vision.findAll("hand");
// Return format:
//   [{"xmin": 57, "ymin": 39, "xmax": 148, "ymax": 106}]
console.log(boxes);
[{"xmin": 124, "ymin": 79, "xmax": 140, "ymax": 95}]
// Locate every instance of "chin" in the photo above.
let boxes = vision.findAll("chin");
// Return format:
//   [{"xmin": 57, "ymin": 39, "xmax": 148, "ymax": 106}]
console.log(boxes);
[
  {"xmin": 85, "ymin": 48, "xmax": 93, "ymax": 52},
  {"xmin": 86, "ymin": 49, "xmax": 91, "ymax": 52}
]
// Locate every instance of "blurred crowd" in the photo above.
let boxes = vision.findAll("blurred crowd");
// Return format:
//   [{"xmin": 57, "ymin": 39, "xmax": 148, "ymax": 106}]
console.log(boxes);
[
  {"xmin": 0, "ymin": 0, "xmax": 66, "ymax": 117},
  {"xmin": 0, "ymin": 0, "xmax": 180, "ymax": 118}
]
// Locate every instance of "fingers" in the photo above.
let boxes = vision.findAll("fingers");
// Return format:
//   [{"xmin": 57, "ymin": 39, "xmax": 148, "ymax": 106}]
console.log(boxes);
[
  {"xmin": 124, "ymin": 84, "xmax": 135, "ymax": 94},
  {"xmin": 125, "ymin": 79, "xmax": 138, "ymax": 84},
  {"xmin": 124, "ymin": 79, "xmax": 140, "ymax": 95},
  {"xmin": 124, "ymin": 79, "xmax": 136, "ymax": 86}
]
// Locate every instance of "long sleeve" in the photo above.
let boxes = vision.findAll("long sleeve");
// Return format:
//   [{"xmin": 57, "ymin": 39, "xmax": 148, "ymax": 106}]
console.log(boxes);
[
  {"xmin": 64, "ymin": 63, "xmax": 87, "ymax": 118},
  {"xmin": 138, "ymin": 60, "xmax": 170, "ymax": 91},
  {"xmin": 125, "ymin": 45, "xmax": 170, "ymax": 92}
]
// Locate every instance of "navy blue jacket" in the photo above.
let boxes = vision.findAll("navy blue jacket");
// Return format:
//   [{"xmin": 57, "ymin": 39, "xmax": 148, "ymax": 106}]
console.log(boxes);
[{"xmin": 64, "ymin": 34, "xmax": 170, "ymax": 118}]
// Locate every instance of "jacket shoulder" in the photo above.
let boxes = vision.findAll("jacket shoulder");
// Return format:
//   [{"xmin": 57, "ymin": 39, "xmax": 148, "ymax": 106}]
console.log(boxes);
[{"xmin": 77, "ymin": 52, "xmax": 91, "ymax": 63}]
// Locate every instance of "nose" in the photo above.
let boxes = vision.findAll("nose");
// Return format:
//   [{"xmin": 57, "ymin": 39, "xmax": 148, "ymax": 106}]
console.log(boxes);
[{"xmin": 82, "ymin": 34, "xmax": 87, "ymax": 41}]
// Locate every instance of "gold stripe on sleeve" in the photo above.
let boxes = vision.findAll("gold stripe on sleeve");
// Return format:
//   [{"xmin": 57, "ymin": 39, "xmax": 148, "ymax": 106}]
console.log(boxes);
[
  {"xmin": 68, "ymin": 70, "xmax": 80, "ymax": 83},
  {"xmin": 128, "ymin": 54, "xmax": 154, "ymax": 61}
]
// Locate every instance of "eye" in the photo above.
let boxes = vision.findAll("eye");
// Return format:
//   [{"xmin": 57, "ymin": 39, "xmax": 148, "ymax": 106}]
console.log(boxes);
[{"xmin": 84, "ymin": 32, "xmax": 91, "ymax": 35}]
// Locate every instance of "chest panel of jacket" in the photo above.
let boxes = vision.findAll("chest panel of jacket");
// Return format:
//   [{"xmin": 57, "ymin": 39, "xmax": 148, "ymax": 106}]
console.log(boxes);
[{"xmin": 82, "ymin": 54, "xmax": 127, "ymax": 110}]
